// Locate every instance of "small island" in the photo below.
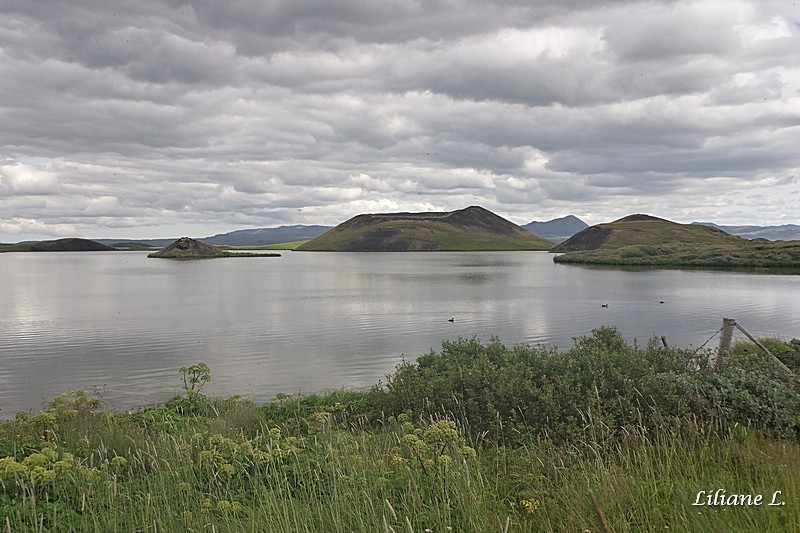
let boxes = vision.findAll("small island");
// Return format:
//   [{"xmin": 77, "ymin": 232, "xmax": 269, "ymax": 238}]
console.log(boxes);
[
  {"xmin": 148, "ymin": 237, "xmax": 281, "ymax": 259},
  {"xmin": 552, "ymin": 214, "xmax": 800, "ymax": 268}
]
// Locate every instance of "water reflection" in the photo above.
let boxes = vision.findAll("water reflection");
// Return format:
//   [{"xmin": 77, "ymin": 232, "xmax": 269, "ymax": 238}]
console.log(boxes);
[
  {"xmin": 560, "ymin": 261, "xmax": 800, "ymax": 276},
  {"xmin": 0, "ymin": 251, "xmax": 798, "ymax": 417}
]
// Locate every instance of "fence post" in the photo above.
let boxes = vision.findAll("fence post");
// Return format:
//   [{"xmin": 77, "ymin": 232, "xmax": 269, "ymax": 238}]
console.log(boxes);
[{"xmin": 713, "ymin": 318, "xmax": 736, "ymax": 367}]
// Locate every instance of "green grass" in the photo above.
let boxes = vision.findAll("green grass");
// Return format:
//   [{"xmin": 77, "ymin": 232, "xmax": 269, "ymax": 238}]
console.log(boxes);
[
  {"xmin": 0, "ymin": 243, "xmax": 33, "ymax": 252},
  {"xmin": 2, "ymin": 329, "xmax": 799, "ymax": 531},
  {"xmin": 554, "ymin": 240, "xmax": 800, "ymax": 269},
  {"xmin": 213, "ymin": 250, "xmax": 282, "ymax": 258},
  {"xmin": 730, "ymin": 338, "xmax": 800, "ymax": 371}
]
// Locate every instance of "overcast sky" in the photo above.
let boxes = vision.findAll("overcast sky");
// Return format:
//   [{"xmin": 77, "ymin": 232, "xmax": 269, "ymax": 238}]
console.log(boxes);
[{"xmin": 1, "ymin": 0, "xmax": 799, "ymax": 241}]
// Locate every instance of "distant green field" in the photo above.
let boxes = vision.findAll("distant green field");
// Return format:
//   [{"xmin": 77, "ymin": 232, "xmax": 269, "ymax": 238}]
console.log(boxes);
[
  {"xmin": 223, "ymin": 240, "xmax": 308, "ymax": 250},
  {"xmin": 0, "ymin": 244, "xmax": 32, "ymax": 252}
]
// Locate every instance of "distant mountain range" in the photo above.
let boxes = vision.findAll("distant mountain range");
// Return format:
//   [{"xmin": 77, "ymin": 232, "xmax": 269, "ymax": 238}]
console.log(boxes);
[
  {"xmin": 41, "ymin": 216, "xmax": 800, "ymax": 250},
  {"xmin": 522, "ymin": 215, "xmax": 589, "ymax": 243},
  {"xmin": 97, "ymin": 225, "xmax": 333, "ymax": 248},
  {"xmin": 693, "ymin": 222, "xmax": 800, "ymax": 241},
  {"xmin": 99, "ymin": 217, "xmax": 586, "ymax": 249},
  {"xmin": 202, "ymin": 225, "xmax": 333, "ymax": 246}
]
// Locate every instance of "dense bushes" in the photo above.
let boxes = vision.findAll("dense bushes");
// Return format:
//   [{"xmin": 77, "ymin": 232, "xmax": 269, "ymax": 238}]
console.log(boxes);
[{"xmin": 372, "ymin": 326, "xmax": 800, "ymax": 443}]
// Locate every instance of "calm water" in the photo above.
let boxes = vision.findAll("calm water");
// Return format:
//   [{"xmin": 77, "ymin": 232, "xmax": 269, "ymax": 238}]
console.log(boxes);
[{"xmin": 1, "ymin": 251, "xmax": 798, "ymax": 417}]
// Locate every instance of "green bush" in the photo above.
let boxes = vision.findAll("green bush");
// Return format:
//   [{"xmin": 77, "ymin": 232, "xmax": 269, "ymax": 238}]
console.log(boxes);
[
  {"xmin": 372, "ymin": 327, "xmax": 800, "ymax": 443},
  {"xmin": 2, "ymin": 352, "xmax": 798, "ymax": 532}
]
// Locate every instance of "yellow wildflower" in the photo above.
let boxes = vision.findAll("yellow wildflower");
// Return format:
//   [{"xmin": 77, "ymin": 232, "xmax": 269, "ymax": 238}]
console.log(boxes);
[
  {"xmin": 0, "ymin": 457, "xmax": 27, "ymax": 477},
  {"xmin": 520, "ymin": 498, "xmax": 540, "ymax": 514},
  {"xmin": 30, "ymin": 466, "xmax": 56, "ymax": 485},
  {"xmin": 22, "ymin": 453, "xmax": 50, "ymax": 469}
]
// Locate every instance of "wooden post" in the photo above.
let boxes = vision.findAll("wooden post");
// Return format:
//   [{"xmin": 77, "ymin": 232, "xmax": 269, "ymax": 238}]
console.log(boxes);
[{"xmin": 713, "ymin": 318, "xmax": 736, "ymax": 367}]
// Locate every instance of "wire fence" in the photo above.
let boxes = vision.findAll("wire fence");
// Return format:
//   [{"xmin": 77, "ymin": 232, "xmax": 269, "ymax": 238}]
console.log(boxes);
[{"xmin": 697, "ymin": 317, "xmax": 799, "ymax": 380}]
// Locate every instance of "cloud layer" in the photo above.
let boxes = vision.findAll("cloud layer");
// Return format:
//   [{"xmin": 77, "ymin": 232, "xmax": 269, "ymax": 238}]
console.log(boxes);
[{"xmin": 1, "ymin": 0, "xmax": 799, "ymax": 240}]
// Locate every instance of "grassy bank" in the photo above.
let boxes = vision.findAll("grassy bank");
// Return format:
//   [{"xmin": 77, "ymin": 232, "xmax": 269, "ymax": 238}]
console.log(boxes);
[
  {"xmin": 2, "ymin": 329, "xmax": 799, "ymax": 532},
  {"xmin": 553, "ymin": 240, "xmax": 800, "ymax": 269},
  {"xmin": 222, "ymin": 241, "xmax": 308, "ymax": 250}
]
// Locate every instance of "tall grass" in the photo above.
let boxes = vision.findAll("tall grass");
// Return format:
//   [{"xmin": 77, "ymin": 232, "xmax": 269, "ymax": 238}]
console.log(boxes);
[{"xmin": 2, "ymin": 329, "xmax": 799, "ymax": 531}]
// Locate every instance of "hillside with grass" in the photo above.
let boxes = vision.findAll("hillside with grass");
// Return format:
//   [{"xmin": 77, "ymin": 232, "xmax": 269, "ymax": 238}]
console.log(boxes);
[
  {"xmin": 297, "ymin": 206, "xmax": 553, "ymax": 251},
  {"xmin": 552, "ymin": 214, "xmax": 800, "ymax": 268},
  {"xmin": 0, "ymin": 238, "xmax": 115, "ymax": 252}
]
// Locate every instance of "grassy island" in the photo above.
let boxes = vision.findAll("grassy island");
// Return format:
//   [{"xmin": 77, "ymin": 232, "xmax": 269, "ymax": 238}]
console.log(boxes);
[
  {"xmin": 2, "ymin": 328, "xmax": 799, "ymax": 531},
  {"xmin": 553, "ymin": 215, "xmax": 800, "ymax": 269}
]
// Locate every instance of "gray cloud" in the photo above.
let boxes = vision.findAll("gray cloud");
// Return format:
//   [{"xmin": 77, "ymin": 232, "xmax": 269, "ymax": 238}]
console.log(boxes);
[{"xmin": 1, "ymin": 0, "xmax": 799, "ymax": 241}]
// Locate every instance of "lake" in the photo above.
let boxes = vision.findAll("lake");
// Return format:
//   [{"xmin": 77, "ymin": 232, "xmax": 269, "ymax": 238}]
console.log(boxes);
[{"xmin": 1, "ymin": 250, "xmax": 798, "ymax": 417}]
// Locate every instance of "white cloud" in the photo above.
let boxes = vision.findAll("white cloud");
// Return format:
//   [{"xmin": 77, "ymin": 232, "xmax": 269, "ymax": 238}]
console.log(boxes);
[
  {"xmin": 0, "ymin": 0, "xmax": 799, "ymax": 241},
  {"xmin": 0, "ymin": 217, "xmax": 74, "ymax": 237},
  {"xmin": 0, "ymin": 160, "xmax": 60, "ymax": 195}
]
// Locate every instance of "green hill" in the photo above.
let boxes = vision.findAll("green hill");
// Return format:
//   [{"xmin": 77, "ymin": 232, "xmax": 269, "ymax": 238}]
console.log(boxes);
[
  {"xmin": 297, "ymin": 206, "xmax": 553, "ymax": 251},
  {"xmin": 552, "ymin": 214, "xmax": 800, "ymax": 268},
  {"xmin": 0, "ymin": 238, "xmax": 115, "ymax": 252}
]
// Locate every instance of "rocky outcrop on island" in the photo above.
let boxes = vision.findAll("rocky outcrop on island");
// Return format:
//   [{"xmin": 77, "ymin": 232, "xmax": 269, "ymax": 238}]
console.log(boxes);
[
  {"xmin": 297, "ymin": 206, "xmax": 554, "ymax": 251},
  {"xmin": 29, "ymin": 238, "xmax": 116, "ymax": 252},
  {"xmin": 148, "ymin": 236, "xmax": 281, "ymax": 258},
  {"xmin": 148, "ymin": 237, "xmax": 219, "ymax": 258}
]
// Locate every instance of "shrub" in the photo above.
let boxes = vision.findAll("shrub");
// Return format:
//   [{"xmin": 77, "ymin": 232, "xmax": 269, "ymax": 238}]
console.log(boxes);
[{"xmin": 373, "ymin": 327, "xmax": 800, "ymax": 443}]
